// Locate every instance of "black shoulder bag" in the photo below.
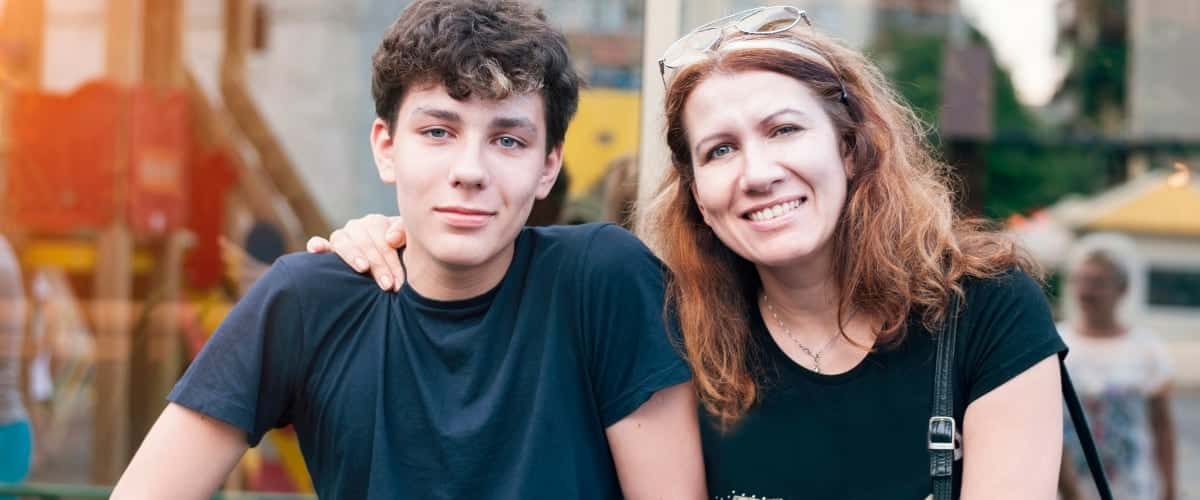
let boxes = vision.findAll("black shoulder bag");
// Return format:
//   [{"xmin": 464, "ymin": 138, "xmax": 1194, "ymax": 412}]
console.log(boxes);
[{"xmin": 929, "ymin": 293, "xmax": 1114, "ymax": 500}]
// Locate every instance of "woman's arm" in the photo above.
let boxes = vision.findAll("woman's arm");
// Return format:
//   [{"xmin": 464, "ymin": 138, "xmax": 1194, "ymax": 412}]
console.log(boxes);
[
  {"xmin": 960, "ymin": 355, "xmax": 1062, "ymax": 500},
  {"xmin": 1058, "ymin": 450, "xmax": 1081, "ymax": 500},
  {"xmin": 1148, "ymin": 390, "xmax": 1177, "ymax": 500}
]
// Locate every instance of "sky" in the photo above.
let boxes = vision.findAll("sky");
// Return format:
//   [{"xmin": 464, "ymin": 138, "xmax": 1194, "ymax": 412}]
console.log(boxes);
[{"xmin": 960, "ymin": 0, "xmax": 1070, "ymax": 107}]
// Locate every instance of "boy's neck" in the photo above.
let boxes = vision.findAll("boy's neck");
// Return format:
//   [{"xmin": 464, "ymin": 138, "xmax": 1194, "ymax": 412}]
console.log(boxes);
[{"xmin": 401, "ymin": 241, "xmax": 517, "ymax": 302}]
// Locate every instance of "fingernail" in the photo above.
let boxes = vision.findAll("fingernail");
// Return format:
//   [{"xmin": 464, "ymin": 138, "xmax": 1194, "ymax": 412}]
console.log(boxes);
[
  {"xmin": 355, "ymin": 258, "xmax": 368, "ymax": 272},
  {"xmin": 379, "ymin": 275, "xmax": 392, "ymax": 290}
]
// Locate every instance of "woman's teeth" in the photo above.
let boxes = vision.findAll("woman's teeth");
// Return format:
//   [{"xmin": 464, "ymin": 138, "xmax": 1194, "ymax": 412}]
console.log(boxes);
[{"xmin": 748, "ymin": 198, "xmax": 804, "ymax": 222}]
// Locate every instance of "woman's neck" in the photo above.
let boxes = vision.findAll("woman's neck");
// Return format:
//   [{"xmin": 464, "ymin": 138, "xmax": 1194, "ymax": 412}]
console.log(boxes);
[
  {"xmin": 1078, "ymin": 315, "xmax": 1127, "ymax": 338},
  {"xmin": 758, "ymin": 269, "xmax": 835, "ymax": 316},
  {"xmin": 755, "ymin": 259, "xmax": 878, "ymax": 369},
  {"xmin": 755, "ymin": 259, "xmax": 849, "ymax": 340},
  {"xmin": 755, "ymin": 243, "xmax": 840, "ymax": 312}
]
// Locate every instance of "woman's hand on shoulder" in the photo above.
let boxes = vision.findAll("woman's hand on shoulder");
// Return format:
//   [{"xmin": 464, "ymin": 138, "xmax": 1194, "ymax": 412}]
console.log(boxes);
[{"xmin": 306, "ymin": 214, "xmax": 407, "ymax": 291}]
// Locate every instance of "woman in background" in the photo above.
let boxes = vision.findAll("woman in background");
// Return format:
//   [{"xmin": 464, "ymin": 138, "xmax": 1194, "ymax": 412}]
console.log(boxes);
[{"xmin": 1058, "ymin": 233, "xmax": 1176, "ymax": 500}]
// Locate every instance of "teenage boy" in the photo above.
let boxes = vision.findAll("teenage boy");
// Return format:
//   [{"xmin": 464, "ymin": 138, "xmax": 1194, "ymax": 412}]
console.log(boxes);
[{"xmin": 111, "ymin": 1, "xmax": 704, "ymax": 498}]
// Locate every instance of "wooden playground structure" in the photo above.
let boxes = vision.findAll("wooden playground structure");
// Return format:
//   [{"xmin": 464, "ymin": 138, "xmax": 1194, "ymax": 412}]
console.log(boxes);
[{"xmin": 0, "ymin": 0, "xmax": 328, "ymax": 493}]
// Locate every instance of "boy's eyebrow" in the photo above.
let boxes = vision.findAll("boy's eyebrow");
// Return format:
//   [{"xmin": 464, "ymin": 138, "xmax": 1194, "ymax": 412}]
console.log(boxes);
[
  {"xmin": 413, "ymin": 107, "xmax": 536, "ymax": 135},
  {"xmin": 414, "ymin": 107, "xmax": 462, "ymax": 123},
  {"xmin": 491, "ymin": 116, "xmax": 538, "ymax": 135}
]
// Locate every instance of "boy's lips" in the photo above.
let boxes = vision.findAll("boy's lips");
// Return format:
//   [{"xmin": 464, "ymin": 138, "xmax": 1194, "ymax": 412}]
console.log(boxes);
[
  {"xmin": 435, "ymin": 205, "xmax": 496, "ymax": 216},
  {"xmin": 434, "ymin": 206, "xmax": 496, "ymax": 228}
]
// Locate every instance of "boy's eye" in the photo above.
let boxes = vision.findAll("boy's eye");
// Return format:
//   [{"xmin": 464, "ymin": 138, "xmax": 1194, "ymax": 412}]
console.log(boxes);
[
  {"xmin": 425, "ymin": 128, "xmax": 449, "ymax": 138},
  {"xmin": 497, "ymin": 136, "xmax": 523, "ymax": 149}
]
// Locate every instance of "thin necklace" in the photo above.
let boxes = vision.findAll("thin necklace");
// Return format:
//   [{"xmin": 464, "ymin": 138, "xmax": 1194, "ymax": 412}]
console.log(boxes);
[{"xmin": 763, "ymin": 294, "xmax": 844, "ymax": 374}]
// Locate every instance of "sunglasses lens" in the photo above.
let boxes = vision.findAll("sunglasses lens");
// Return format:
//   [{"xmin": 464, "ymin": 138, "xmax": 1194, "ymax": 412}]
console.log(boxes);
[
  {"xmin": 697, "ymin": 9, "xmax": 752, "ymax": 32},
  {"xmin": 737, "ymin": 6, "xmax": 801, "ymax": 34},
  {"xmin": 662, "ymin": 27, "xmax": 721, "ymax": 68}
]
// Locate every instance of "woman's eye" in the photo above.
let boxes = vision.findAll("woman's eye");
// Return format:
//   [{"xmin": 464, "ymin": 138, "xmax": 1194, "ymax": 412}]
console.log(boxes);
[
  {"xmin": 772, "ymin": 125, "xmax": 801, "ymax": 136},
  {"xmin": 708, "ymin": 144, "xmax": 734, "ymax": 160}
]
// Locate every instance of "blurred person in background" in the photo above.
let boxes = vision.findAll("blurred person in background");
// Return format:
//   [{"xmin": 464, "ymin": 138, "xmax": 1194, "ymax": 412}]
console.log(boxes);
[
  {"xmin": 601, "ymin": 154, "xmax": 638, "ymax": 230},
  {"xmin": 0, "ymin": 234, "xmax": 31, "ymax": 496},
  {"xmin": 22, "ymin": 273, "xmax": 53, "ymax": 474},
  {"xmin": 1058, "ymin": 233, "xmax": 1176, "ymax": 500}
]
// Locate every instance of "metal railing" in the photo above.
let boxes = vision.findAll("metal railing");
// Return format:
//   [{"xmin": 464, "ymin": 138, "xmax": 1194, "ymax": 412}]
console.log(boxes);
[{"xmin": 0, "ymin": 482, "xmax": 316, "ymax": 500}]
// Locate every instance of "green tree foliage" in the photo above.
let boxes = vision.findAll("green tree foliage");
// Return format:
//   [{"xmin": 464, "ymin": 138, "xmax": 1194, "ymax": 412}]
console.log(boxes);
[{"xmin": 868, "ymin": 5, "xmax": 1119, "ymax": 220}]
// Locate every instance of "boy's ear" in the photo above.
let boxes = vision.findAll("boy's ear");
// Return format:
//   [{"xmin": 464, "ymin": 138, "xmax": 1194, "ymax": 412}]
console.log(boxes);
[
  {"xmin": 371, "ymin": 118, "xmax": 397, "ymax": 184},
  {"xmin": 535, "ymin": 145, "xmax": 564, "ymax": 199}
]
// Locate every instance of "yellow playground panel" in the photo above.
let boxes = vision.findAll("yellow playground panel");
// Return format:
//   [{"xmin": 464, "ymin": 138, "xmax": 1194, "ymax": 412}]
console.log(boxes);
[{"xmin": 562, "ymin": 88, "xmax": 641, "ymax": 196}]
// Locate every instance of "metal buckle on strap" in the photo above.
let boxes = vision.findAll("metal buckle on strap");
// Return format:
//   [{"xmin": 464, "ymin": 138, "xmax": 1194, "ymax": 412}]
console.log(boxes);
[{"xmin": 928, "ymin": 416, "xmax": 956, "ymax": 451}]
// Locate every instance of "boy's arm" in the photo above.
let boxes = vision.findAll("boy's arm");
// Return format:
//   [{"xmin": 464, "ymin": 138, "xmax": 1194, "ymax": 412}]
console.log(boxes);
[
  {"xmin": 1148, "ymin": 390, "xmax": 1177, "ymax": 500},
  {"xmin": 111, "ymin": 403, "xmax": 248, "ymax": 500},
  {"xmin": 112, "ymin": 256, "xmax": 307, "ymax": 498},
  {"xmin": 581, "ymin": 225, "xmax": 702, "ymax": 498},
  {"xmin": 606, "ymin": 381, "xmax": 706, "ymax": 500}
]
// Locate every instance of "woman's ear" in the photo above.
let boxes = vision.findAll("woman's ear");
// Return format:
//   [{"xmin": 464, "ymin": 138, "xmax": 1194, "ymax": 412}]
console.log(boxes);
[{"xmin": 690, "ymin": 182, "xmax": 713, "ymax": 226}]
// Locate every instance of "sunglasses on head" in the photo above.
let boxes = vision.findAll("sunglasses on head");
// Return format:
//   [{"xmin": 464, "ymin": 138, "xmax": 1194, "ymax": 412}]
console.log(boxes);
[{"xmin": 657, "ymin": 5, "xmax": 848, "ymax": 104}]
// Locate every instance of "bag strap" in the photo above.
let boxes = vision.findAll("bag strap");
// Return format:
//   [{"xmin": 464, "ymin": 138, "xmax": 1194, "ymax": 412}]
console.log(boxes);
[
  {"xmin": 929, "ymin": 293, "xmax": 959, "ymax": 500},
  {"xmin": 1061, "ymin": 363, "xmax": 1115, "ymax": 500},
  {"xmin": 928, "ymin": 293, "xmax": 1114, "ymax": 500}
]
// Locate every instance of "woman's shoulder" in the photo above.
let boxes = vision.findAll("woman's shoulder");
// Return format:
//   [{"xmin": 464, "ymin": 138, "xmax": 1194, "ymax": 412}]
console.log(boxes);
[
  {"xmin": 960, "ymin": 267, "xmax": 1045, "ymax": 306},
  {"xmin": 1126, "ymin": 326, "xmax": 1173, "ymax": 362},
  {"xmin": 956, "ymin": 266, "xmax": 1056, "ymax": 337},
  {"xmin": 900, "ymin": 268, "xmax": 1047, "ymax": 342},
  {"xmin": 953, "ymin": 267, "xmax": 1065, "ymax": 404}
]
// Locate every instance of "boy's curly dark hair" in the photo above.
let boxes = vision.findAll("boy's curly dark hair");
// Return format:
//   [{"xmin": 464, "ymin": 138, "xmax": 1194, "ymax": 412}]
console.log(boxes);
[{"xmin": 371, "ymin": 0, "xmax": 581, "ymax": 150}]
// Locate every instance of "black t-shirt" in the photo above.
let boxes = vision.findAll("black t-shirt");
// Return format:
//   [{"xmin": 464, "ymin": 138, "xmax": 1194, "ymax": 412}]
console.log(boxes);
[
  {"xmin": 701, "ymin": 269, "xmax": 1067, "ymax": 500},
  {"xmin": 169, "ymin": 223, "xmax": 691, "ymax": 499}
]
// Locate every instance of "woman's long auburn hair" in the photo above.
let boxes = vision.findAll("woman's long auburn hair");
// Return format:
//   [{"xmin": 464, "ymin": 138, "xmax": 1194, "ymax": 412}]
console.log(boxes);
[{"xmin": 643, "ymin": 30, "xmax": 1039, "ymax": 430}]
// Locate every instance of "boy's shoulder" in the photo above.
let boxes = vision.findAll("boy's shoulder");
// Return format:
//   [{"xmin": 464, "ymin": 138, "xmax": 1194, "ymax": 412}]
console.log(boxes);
[
  {"xmin": 526, "ymin": 223, "xmax": 654, "ymax": 267},
  {"xmin": 276, "ymin": 251, "xmax": 377, "ymax": 281},
  {"xmin": 265, "ymin": 251, "xmax": 382, "ymax": 303}
]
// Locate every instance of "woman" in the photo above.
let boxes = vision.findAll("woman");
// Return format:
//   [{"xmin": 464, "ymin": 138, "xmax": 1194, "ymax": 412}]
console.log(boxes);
[
  {"xmin": 1057, "ymin": 234, "xmax": 1176, "ymax": 500},
  {"xmin": 310, "ymin": 6, "xmax": 1066, "ymax": 498}
]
